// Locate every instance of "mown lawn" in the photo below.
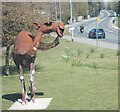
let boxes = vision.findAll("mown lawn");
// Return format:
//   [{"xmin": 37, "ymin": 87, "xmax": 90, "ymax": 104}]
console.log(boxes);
[
  {"xmin": 115, "ymin": 16, "xmax": 120, "ymax": 28},
  {"xmin": 2, "ymin": 39, "xmax": 118, "ymax": 110},
  {"xmin": 118, "ymin": 17, "xmax": 120, "ymax": 28}
]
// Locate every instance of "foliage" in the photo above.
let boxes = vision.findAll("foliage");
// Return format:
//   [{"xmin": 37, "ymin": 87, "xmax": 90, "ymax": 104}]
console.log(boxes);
[
  {"xmin": 2, "ymin": 19, "xmax": 29, "ymax": 47},
  {"xmin": 60, "ymin": 44, "xmax": 118, "ymax": 70},
  {"xmin": 100, "ymin": 53, "xmax": 104, "ymax": 58},
  {"xmin": 88, "ymin": 2, "xmax": 105, "ymax": 17},
  {"xmin": 90, "ymin": 48, "xmax": 95, "ymax": 53},
  {"xmin": 2, "ymin": 2, "xmax": 42, "ymax": 47},
  {"xmin": 107, "ymin": 1, "xmax": 119, "ymax": 13},
  {"xmin": 74, "ymin": 2, "xmax": 88, "ymax": 19},
  {"xmin": 116, "ymin": 51, "xmax": 120, "ymax": 56}
]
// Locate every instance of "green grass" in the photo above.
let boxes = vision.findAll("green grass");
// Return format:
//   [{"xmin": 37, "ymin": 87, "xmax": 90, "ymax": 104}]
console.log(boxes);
[
  {"xmin": 2, "ymin": 39, "xmax": 118, "ymax": 110},
  {"xmin": 118, "ymin": 17, "xmax": 120, "ymax": 28},
  {"xmin": 115, "ymin": 17, "xmax": 120, "ymax": 28}
]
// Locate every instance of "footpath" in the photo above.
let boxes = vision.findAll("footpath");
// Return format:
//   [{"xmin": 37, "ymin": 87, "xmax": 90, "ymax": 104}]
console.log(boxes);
[
  {"xmin": 63, "ymin": 35, "xmax": 118, "ymax": 50},
  {"xmin": 111, "ymin": 17, "xmax": 120, "ymax": 30}
]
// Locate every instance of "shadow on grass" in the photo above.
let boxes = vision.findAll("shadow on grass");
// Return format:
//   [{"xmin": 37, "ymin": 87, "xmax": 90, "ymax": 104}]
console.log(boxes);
[
  {"xmin": 1, "ymin": 64, "xmax": 45, "ymax": 76},
  {"xmin": 2, "ymin": 92, "xmax": 44, "ymax": 102},
  {"xmin": 2, "ymin": 93, "xmax": 21, "ymax": 102},
  {"xmin": 1, "ymin": 65, "xmax": 18, "ymax": 76}
]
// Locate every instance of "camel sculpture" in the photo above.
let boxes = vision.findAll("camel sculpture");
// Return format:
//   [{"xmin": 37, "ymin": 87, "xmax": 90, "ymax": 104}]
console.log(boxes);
[{"xmin": 12, "ymin": 20, "xmax": 64, "ymax": 105}]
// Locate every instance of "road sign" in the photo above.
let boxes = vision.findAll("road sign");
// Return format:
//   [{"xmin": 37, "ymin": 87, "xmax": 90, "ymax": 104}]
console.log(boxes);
[
  {"xmin": 69, "ymin": 27, "xmax": 75, "ymax": 31},
  {"xmin": 98, "ymin": 17, "xmax": 100, "ymax": 22}
]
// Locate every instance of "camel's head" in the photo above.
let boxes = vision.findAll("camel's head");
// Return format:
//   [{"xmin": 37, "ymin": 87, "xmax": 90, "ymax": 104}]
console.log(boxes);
[{"xmin": 33, "ymin": 20, "xmax": 65, "ymax": 38}]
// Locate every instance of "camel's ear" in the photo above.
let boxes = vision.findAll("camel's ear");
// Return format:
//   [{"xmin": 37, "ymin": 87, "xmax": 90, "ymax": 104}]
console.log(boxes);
[{"xmin": 32, "ymin": 23, "xmax": 40, "ymax": 30}]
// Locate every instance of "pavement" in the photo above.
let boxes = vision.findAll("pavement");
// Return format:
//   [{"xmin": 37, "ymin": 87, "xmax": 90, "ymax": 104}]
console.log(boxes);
[
  {"xmin": 111, "ymin": 17, "xmax": 120, "ymax": 30},
  {"xmin": 63, "ymin": 35, "xmax": 119, "ymax": 51}
]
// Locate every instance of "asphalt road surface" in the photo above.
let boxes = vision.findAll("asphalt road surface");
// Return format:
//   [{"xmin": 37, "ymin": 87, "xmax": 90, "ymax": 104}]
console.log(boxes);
[
  {"xmin": 74, "ymin": 10, "xmax": 119, "ymax": 44},
  {"xmin": 64, "ymin": 10, "xmax": 119, "ymax": 50}
]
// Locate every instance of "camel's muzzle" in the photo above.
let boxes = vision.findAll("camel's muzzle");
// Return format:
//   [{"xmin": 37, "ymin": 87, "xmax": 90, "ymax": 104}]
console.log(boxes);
[{"xmin": 57, "ymin": 26, "xmax": 64, "ymax": 38}]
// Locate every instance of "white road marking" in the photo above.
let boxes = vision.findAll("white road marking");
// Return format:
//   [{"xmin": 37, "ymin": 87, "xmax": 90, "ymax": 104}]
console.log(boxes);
[
  {"xmin": 100, "ymin": 17, "xmax": 107, "ymax": 22},
  {"xmin": 105, "ymin": 29, "xmax": 113, "ymax": 33}
]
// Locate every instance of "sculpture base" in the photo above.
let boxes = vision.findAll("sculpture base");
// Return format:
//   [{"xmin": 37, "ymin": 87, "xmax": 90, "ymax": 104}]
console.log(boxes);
[{"xmin": 8, "ymin": 98, "xmax": 52, "ymax": 110}]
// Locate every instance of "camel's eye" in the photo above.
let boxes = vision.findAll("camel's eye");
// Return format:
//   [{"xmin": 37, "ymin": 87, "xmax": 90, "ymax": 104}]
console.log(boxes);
[{"xmin": 44, "ymin": 22, "xmax": 52, "ymax": 26}]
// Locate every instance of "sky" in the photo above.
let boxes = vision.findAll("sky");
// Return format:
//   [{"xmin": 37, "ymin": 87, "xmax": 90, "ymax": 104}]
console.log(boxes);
[
  {"xmin": 103, "ymin": 0, "xmax": 119, "ymax": 2},
  {"xmin": 103, "ymin": 0, "xmax": 110, "ymax": 2}
]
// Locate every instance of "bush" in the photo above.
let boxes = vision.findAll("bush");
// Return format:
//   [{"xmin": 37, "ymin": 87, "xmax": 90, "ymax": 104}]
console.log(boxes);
[
  {"xmin": 90, "ymin": 48, "xmax": 95, "ymax": 53},
  {"xmin": 116, "ymin": 51, "xmax": 120, "ymax": 56},
  {"xmin": 100, "ymin": 53, "xmax": 104, "ymax": 58}
]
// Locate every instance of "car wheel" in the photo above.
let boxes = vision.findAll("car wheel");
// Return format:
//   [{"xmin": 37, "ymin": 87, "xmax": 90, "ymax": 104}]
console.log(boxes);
[{"xmin": 88, "ymin": 36, "xmax": 90, "ymax": 38}]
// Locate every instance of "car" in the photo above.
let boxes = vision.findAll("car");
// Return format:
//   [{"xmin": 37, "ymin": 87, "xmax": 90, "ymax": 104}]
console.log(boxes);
[{"xmin": 88, "ymin": 28, "xmax": 105, "ymax": 39}]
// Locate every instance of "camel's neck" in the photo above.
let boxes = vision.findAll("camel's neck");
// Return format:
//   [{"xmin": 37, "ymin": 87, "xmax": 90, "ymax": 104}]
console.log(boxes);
[
  {"xmin": 30, "ymin": 32, "xmax": 43, "ymax": 54},
  {"xmin": 33, "ymin": 32, "xmax": 43, "ymax": 47}
]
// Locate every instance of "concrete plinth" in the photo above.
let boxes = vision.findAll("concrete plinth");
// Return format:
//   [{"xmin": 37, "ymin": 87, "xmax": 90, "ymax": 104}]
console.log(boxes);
[{"xmin": 8, "ymin": 98, "xmax": 52, "ymax": 110}]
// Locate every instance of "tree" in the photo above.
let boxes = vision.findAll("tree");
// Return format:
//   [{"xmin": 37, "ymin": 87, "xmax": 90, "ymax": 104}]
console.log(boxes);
[
  {"xmin": 107, "ymin": 0, "xmax": 118, "ymax": 13},
  {"xmin": 88, "ymin": 1, "xmax": 105, "ymax": 17},
  {"xmin": 2, "ymin": 2, "xmax": 54, "ymax": 75}
]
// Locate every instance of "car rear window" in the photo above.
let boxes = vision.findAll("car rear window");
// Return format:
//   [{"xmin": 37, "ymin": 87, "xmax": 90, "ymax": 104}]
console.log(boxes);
[
  {"xmin": 99, "ymin": 29, "xmax": 104, "ymax": 32},
  {"xmin": 90, "ymin": 29, "xmax": 105, "ymax": 33},
  {"xmin": 91, "ymin": 29, "xmax": 104, "ymax": 32},
  {"xmin": 91, "ymin": 29, "xmax": 96, "ymax": 32}
]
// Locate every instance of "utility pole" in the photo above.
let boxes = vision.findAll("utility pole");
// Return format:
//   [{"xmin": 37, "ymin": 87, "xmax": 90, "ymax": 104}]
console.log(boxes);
[
  {"xmin": 55, "ymin": 0, "xmax": 58, "ymax": 20},
  {"xmin": 75, "ymin": 2, "xmax": 78, "ymax": 21},
  {"xmin": 59, "ymin": 0, "xmax": 62, "ymax": 21},
  {"xmin": 70, "ymin": 0, "xmax": 74, "ymax": 42},
  {"xmin": 94, "ymin": 2, "xmax": 96, "ymax": 17}
]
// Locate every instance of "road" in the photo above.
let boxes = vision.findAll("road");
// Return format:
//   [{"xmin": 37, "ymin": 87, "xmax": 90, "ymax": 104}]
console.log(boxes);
[{"xmin": 64, "ymin": 10, "xmax": 119, "ymax": 50}]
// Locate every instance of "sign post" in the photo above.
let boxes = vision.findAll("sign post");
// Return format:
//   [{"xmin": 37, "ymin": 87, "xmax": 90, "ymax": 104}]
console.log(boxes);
[{"xmin": 96, "ymin": 17, "xmax": 100, "ymax": 47}]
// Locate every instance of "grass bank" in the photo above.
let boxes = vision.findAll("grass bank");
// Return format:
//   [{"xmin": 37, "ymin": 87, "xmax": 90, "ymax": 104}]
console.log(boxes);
[
  {"xmin": 115, "ymin": 17, "xmax": 120, "ymax": 28},
  {"xmin": 118, "ymin": 17, "xmax": 120, "ymax": 28},
  {"xmin": 2, "ymin": 39, "xmax": 118, "ymax": 110}
]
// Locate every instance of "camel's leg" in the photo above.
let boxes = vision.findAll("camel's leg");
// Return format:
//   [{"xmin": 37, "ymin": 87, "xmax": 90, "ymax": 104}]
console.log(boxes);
[
  {"xmin": 29, "ymin": 63, "xmax": 36, "ymax": 103},
  {"xmin": 19, "ymin": 65, "xmax": 27, "ymax": 105}
]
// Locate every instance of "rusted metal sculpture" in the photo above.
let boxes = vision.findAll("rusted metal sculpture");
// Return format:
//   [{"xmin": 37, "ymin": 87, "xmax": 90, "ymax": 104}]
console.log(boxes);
[{"xmin": 12, "ymin": 20, "xmax": 64, "ymax": 105}]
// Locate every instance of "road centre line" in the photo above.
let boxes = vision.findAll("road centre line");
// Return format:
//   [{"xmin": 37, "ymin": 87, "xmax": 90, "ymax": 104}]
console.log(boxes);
[{"xmin": 100, "ymin": 17, "xmax": 107, "ymax": 23}]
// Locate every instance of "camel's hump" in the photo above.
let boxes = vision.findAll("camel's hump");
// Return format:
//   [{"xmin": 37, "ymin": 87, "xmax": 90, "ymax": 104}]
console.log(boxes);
[{"xmin": 14, "ymin": 31, "xmax": 34, "ymax": 55}]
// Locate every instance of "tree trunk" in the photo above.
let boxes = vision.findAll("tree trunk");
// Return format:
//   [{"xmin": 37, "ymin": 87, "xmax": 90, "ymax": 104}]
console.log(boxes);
[{"xmin": 5, "ymin": 45, "xmax": 10, "ymax": 75}]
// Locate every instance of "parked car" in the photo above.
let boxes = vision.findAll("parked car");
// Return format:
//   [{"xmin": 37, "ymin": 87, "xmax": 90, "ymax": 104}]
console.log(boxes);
[{"xmin": 88, "ymin": 28, "xmax": 105, "ymax": 39}]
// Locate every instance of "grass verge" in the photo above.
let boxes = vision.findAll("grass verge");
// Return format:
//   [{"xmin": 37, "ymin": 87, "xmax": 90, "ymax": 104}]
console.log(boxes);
[{"xmin": 2, "ymin": 39, "xmax": 118, "ymax": 110}]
